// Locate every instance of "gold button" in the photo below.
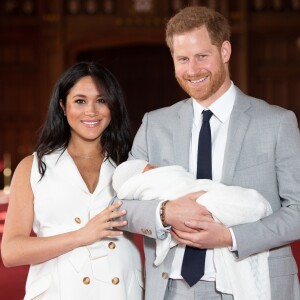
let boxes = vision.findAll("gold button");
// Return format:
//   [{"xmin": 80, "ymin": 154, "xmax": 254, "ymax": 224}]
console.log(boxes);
[
  {"xmin": 108, "ymin": 242, "xmax": 116, "ymax": 249},
  {"xmin": 75, "ymin": 217, "xmax": 81, "ymax": 224},
  {"xmin": 112, "ymin": 277, "xmax": 120, "ymax": 285},
  {"xmin": 83, "ymin": 277, "xmax": 90, "ymax": 285},
  {"xmin": 162, "ymin": 272, "xmax": 168, "ymax": 279}
]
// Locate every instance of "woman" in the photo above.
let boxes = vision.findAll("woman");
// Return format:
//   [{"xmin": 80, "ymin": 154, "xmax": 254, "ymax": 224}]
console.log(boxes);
[{"xmin": 1, "ymin": 62, "xmax": 144, "ymax": 299}]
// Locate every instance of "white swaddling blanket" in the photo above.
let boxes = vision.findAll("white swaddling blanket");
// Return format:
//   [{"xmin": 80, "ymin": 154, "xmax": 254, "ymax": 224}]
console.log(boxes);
[{"xmin": 113, "ymin": 161, "xmax": 273, "ymax": 300}]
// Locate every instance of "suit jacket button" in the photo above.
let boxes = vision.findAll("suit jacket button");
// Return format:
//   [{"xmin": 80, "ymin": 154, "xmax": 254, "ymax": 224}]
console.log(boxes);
[
  {"xmin": 141, "ymin": 228, "xmax": 152, "ymax": 235},
  {"xmin": 75, "ymin": 217, "xmax": 81, "ymax": 224},
  {"xmin": 83, "ymin": 277, "xmax": 90, "ymax": 285},
  {"xmin": 162, "ymin": 272, "xmax": 169, "ymax": 279},
  {"xmin": 112, "ymin": 277, "xmax": 120, "ymax": 285},
  {"xmin": 108, "ymin": 242, "xmax": 116, "ymax": 249}
]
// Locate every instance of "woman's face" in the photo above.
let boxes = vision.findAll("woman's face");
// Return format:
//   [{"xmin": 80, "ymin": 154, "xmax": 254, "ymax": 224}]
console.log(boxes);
[{"xmin": 60, "ymin": 76, "xmax": 111, "ymax": 143}]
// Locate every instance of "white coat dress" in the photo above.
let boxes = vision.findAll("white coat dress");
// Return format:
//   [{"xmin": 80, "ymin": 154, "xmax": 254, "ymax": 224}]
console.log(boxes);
[{"xmin": 24, "ymin": 150, "xmax": 144, "ymax": 300}]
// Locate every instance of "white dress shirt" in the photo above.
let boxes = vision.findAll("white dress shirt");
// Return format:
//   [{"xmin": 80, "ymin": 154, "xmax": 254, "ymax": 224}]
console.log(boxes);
[{"xmin": 169, "ymin": 82, "xmax": 236, "ymax": 280}]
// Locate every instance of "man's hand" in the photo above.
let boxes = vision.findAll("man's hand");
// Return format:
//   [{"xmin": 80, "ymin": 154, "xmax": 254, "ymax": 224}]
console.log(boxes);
[
  {"xmin": 171, "ymin": 220, "xmax": 233, "ymax": 248},
  {"xmin": 164, "ymin": 191, "xmax": 211, "ymax": 232}
]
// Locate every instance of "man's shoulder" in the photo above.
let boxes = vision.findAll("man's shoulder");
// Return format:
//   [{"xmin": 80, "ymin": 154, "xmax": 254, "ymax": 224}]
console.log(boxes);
[
  {"xmin": 147, "ymin": 98, "xmax": 191, "ymax": 118},
  {"xmin": 236, "ymin": 88, "xmax": 293, "ymax": 118}
]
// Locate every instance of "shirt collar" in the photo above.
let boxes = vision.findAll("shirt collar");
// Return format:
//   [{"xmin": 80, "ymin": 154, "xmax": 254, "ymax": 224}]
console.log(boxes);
[{"xmin": 192, "ymin": 82, "xmax": 236, "ymax": 126}]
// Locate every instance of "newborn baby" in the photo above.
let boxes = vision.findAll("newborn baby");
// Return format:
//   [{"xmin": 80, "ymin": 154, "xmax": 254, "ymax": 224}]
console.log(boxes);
[{"xmin": 113, "ymin": 160, "xmax": 273, "ymax": 300}]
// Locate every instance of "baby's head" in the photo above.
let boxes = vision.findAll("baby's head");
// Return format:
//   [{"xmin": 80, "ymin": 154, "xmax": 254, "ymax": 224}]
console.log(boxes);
[
  {"xmin": 113, "ymin": 159, "xmax": 156, "ymax": 192},
  {"xmin": 143, "ymin": 163, "xmax": 157, "ymax": 173}
]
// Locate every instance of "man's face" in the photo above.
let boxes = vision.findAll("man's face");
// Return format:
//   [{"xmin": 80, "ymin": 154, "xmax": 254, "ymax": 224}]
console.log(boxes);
[{"xmin": 172, "ymin": 26, "xmax": 231, "ymax": 106}]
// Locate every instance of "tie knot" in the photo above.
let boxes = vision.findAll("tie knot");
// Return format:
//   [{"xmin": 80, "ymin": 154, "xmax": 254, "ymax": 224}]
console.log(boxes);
[{"xmin": 202, "ymin": 110, "xmax": 213, "ymax": 123}]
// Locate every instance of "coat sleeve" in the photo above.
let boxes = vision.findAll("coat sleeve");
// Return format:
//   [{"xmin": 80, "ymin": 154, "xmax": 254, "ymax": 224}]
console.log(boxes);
[{"xmin": 118, "ymin": 113, "xmax": 162, "ymax": 239}]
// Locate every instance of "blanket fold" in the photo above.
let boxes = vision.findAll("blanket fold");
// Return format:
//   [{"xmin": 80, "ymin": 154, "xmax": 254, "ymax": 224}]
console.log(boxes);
[{"xmin": 113, "ymin": 161, "xmax": 273, "ymax": 300}]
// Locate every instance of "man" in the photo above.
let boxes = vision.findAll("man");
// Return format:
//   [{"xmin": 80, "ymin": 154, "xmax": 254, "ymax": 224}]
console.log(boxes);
[{"xmin": 120, "ymin": 6, "xmax": 300, "ymax": 300}]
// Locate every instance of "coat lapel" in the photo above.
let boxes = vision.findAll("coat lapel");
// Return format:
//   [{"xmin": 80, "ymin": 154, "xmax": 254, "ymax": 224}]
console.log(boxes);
[
  {"xmin": 222, "ymin": 90, "xmax": 251, "ymax": 185},
  {"xmin": 92, "ymin": 157, "xmax": 115, "ymax": 196},
  {"xmin": 173, "ymin": 99, "xmax": 193, "ymax": 170},
  {"xmin": 54, "ymin": 150, "xmax": 92, "ymax": 194}
]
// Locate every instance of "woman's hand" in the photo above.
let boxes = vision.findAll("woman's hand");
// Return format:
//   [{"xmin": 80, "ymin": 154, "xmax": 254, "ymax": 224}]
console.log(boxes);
[{"xmin": 76, "ymin": 201, "xmax": 128, "ymax": 246}]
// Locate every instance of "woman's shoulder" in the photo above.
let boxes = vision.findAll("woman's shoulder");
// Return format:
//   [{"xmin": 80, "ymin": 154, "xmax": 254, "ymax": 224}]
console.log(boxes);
[
  {"xmin": 35, "ymin": 149, "xmax": 66, "ymax": 167},
  {"xmin": 16, "ymin": 155, "xmax": 34, "ymax": 172},
  {"xmin": 11, "ymin": 155, "xmax": 34, "ymax": 184}
]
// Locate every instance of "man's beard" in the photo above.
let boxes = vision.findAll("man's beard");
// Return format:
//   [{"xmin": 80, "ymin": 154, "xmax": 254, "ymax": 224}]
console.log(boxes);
[{"xmin": 175, "ymin": 64, "xmax": 226, "ymax": 102}]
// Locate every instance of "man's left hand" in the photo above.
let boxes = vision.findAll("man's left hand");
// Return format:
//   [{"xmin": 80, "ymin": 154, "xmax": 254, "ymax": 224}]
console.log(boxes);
[{"xmin": 171, "ymin": 219, "xmax": 233, "ymax": 248}]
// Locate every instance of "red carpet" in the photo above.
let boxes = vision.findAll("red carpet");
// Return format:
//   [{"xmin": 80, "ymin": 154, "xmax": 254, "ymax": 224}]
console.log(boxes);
[
  {"xmin": 0, "ymin": 204, "xmax": 28, "ymax": 299},
  {"xmin": 0, "ymin": 204, "xmax": 299, "ymax": 300}
]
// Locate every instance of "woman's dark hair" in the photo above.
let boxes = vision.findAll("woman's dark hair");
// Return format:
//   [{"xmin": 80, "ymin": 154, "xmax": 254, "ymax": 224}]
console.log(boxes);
[{"xmin": 35, "ymin": 61, "xmax": 132, "ymax": 177}]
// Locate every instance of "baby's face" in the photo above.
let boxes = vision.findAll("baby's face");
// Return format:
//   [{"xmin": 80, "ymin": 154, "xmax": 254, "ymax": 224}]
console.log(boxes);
[{"xmin": 143, "ymin": 164, "xmax": 157, "ymax": 173}]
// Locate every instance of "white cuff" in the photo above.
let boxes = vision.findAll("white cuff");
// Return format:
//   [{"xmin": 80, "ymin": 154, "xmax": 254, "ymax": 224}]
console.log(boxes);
[
  {"xmin": 228, "ymin": 227, "xmax": 237, "ymax": 251},
  {"xmin": 155, "ymin": 201, "xmax": 171, "ymax": 240}
]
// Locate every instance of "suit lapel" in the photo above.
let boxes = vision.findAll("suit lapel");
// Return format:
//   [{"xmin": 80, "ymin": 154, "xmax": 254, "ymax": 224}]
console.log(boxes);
[
  {"xmin": 222, "ymin": 90, "xmax": 251, "ymax": 185},
  {"xmin": 171, "ymin": 92, "xmax": 252, "ymax": 182},
  {"xmin": 173, "ymin": 99, "xmax": 193, "ymax": 170}
]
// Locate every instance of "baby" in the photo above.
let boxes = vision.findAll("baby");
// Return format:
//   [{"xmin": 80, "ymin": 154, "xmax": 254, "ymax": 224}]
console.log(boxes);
[{"xmin": 113, "ymin": 160, "xmax": 273, "ymax": 300}]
